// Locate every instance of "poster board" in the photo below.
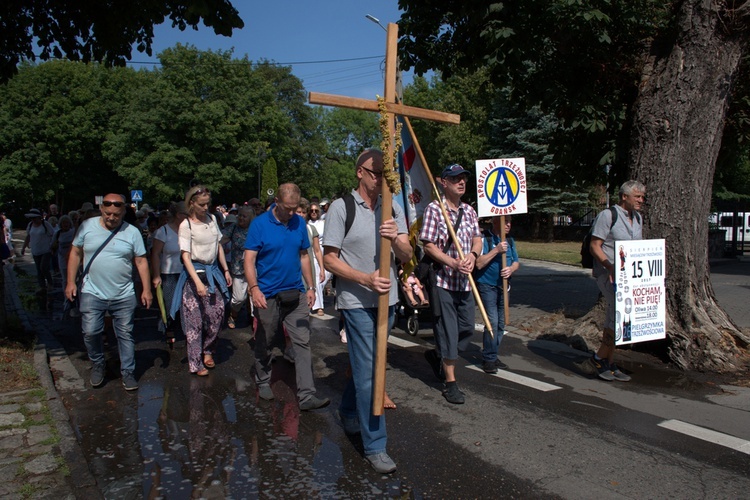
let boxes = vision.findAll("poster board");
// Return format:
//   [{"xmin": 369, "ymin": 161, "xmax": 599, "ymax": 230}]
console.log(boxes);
[
  {"xmin": 614, "ymin": 239, "xmax": 667, "ymax": 345},
  {"xmin": 476, "ymin": 158, "xmax": 528, "ymax": 217}
]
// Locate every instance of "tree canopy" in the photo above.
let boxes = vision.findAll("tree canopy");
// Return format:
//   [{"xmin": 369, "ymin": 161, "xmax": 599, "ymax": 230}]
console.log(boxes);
[{"xmin": 0, "ymin": 0, "xmax": 244, "ymax": 82}]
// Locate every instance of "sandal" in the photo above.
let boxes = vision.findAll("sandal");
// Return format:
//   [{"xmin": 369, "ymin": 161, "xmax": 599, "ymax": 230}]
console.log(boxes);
[
  {"xmin": 227, "ymin": 317, "xmax": 236, "ymax": 329},
  {"xmin": 204, "ymin": 355, "xmax": 215, "ymax": 369},
  {"xmin": 195, "ymin": 369, "xmax": 209, "ymax": 377}
]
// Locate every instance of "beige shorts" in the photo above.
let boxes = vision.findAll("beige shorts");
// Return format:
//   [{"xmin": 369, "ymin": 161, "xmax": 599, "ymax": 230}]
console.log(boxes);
[{"xmin": 596, "ymin": 272, "xmax": 616, "ymax": 331}]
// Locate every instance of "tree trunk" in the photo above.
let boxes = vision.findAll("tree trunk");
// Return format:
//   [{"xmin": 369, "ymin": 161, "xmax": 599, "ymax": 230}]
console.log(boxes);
[{"xmin": 628, "ymin": 0, "xmax": 750, "ymax": 370}]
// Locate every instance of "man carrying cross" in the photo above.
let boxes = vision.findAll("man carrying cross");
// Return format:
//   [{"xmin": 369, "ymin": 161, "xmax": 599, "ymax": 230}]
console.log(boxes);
[{"xmin": 324, "ymin": 149, "xmax": 412, "ymax": 474}]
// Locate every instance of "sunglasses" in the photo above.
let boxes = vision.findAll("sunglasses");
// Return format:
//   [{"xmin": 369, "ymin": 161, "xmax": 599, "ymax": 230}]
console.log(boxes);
[
  {"xmin": 360, "ymin": 166, "xmax": 383, "ymax": 178},
  {"xmin": 102, "ymin": 200, "xmax": 125, "ymax": 207},
  {"xmin": 191, "ymin": 188, "xmax": 210, "ymax": 199},
  {"xmin": 310, "ymin": 209, "xmax": 320, "ymax": 213}
]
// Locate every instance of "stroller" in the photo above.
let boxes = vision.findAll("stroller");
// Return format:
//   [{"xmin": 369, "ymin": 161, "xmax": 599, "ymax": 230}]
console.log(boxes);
[{"xmin": 395, "ymin": 268, "xmax": 433, "ymax": 336}]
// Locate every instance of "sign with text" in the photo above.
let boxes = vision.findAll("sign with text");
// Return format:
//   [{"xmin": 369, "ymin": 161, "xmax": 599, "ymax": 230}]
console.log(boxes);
[
  {"xmin": 614, "ymin": 239, "xmax": 666, "ymax": 345},
  {"xmin": 475, "ymin": 158, "xmax": 527, "ymax": 217}
]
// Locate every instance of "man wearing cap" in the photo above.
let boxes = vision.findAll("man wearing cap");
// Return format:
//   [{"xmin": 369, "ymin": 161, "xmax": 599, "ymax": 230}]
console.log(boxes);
[
  {"xmin": 66, "ymin": 193, "xmax": 153, "ymax": 391},
  {"xmin": 319, "ymin": 198, "xmax": 330, "ymax": 220},
  {"xmin": 419, "ymin": 164, "xmax": 483, "ymax": 404}
]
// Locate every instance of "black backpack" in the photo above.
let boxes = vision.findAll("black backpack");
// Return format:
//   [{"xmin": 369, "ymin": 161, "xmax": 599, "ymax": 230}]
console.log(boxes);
[{"xmin": 581, "ymin": 206, "xmax": 617, "ymax": 269}]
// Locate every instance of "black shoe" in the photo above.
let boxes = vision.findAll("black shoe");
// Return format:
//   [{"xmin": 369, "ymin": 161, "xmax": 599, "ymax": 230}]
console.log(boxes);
[
  {"xmin": 443, "ymin": 382, "xmax": 465, "ymax": 404},
  {"xmin": 482, "ymin": 361, "xmax": 498, "ymax": 374},
  {"xmin": 495, "ymin": 359, "xmax": 509, "ymax": 370},
  {"xmin": 424, "ymin": 349, "xmax": 445, "ymax": 381}
]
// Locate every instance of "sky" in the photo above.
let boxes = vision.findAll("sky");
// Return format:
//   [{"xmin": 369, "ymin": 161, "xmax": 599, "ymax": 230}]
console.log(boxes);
[{"xmin": 130, "ymin": 1, "xmax": 420, "ymax": 100}]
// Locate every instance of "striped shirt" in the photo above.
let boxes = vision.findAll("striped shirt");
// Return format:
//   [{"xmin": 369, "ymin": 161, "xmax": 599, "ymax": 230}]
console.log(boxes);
[{"xmin": 419, "ymin": 200, "xmax": 481, "ymax": 291}]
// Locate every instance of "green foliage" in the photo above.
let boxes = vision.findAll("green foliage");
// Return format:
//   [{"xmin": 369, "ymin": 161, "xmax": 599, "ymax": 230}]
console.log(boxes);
[
  {"xmin": 0, "ymin": 60, "xmax": 133, "ymax": 209},
  {"xmin": 261, "ymin": 157, "xmax": 278, "ymax": 199},
  {"xmin": 398, "ymin": 0, "xmax": 671, "ymax": 182},
  {"xmin": 103, "ymin": 45, "xmax": 318, "ymax": 205},
  {"xmin": 0, "ymin": 0, "xmax": 244, "ymax": 82}
]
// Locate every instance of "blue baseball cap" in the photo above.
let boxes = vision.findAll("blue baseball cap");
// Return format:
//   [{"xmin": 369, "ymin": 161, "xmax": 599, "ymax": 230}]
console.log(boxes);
[{"xmin": 441, "ymin": 164, "xmax": 470, "ymax": 178}]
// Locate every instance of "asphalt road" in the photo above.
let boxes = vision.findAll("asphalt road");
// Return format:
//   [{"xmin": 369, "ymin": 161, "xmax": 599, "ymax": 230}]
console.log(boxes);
[{"xmin": 16, "ymin": 255, "xmax": 750, "ymax": 498}]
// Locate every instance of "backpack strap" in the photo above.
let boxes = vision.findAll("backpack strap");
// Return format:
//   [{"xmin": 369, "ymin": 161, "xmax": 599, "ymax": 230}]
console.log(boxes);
[{"xmin": 343, "ymin": 193, "xmax": 356, "ymax": 237}]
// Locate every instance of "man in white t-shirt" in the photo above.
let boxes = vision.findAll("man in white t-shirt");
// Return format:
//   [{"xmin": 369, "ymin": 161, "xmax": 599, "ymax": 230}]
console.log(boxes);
[{"xmin": 66, "ymin": 193, "xmax": 152, "ymax": 391}]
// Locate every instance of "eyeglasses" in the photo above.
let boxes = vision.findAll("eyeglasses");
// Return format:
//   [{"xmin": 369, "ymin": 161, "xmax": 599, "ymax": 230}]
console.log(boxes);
[
  {"xmin": 360, "ymin": 166, "xmax": 383, "ymax": 178},
  {"xmin": 310, "ymin": 209, "xmax": 320, "ymax": 213},
  {"xmin": 102, "ymin": 200, "xmax": 125, "ymax": 207}
]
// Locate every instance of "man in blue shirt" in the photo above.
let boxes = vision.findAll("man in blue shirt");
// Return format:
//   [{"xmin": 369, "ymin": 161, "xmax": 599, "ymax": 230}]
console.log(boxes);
[
  {"xmin": 474, "ymin": 216, "xmax": 520, "ymax": 374},
  {"xmin": 65, "ymin": 193, "xmax": 152, "ymax": 391},
  {"xmin": 244, "ymin": 183, "xmax": 330, "ymax": 411}
]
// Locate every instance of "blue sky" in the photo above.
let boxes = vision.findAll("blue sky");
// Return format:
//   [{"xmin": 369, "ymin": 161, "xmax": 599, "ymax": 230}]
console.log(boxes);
[{"xmin": 131, "ymin": 1, "xmax": 419, "ymax": 99}]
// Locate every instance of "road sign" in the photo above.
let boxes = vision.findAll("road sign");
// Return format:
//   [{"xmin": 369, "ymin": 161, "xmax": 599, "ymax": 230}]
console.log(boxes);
[{"xmin": 131, "ymin": 190, "xmax": 143, "ymax": 202}]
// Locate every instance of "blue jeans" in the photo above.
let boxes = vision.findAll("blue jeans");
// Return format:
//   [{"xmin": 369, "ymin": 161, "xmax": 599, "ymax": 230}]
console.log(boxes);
[
  {"xmin": 340, "ymin": 307, "xmax": 394, "ymax": 456},
  {"xmin": 478, "ymin": 282, "xmax": 506, "ymax": 362},
  {"xmin": 80, "ymin": 293, "xmax": 137, "ymax": 375}
]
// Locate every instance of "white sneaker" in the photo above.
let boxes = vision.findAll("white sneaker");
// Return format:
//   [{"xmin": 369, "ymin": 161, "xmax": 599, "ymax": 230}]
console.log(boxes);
[{"xmin": 339, "ymin": 328, "xmax": 347, "ymax": 343}]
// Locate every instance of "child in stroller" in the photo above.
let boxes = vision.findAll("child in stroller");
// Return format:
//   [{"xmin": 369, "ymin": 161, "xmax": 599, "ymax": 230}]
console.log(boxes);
[{"xmin": 397, "ymin": 267, "xmax": 430, "ymax": 336}]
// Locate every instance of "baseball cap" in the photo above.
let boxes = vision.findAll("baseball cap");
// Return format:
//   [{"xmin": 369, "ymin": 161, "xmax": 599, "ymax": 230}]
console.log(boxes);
[{"xmin": 440, "ymin": 164, "xmax": 470, "ymax": 178}]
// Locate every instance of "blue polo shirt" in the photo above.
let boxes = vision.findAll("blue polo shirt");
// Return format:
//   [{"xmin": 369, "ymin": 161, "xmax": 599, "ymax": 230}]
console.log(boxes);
[{"xmin": 244, "ymin": 206, "xmax": 309, "ymax": 297}]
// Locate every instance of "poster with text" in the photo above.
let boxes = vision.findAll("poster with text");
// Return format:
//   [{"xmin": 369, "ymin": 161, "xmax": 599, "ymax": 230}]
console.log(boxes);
[
  {"xmin": 614, "ymin": 239, "xmax": 666, "ymax": 346},
  {"xmin": 476, "ymin": 158, "xmax": 528, "ymax": 218}
]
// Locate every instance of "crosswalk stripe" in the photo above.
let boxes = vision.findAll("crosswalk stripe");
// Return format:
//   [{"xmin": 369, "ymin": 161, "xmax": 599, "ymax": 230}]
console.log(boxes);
[
  {"xmin": 465, "ymin": 364, "xmax": 562, "ymax": 392},
  {"xmin": 658, "ymin": 419, "xmax": 750, "ymax": 455},
  {"xmin": 388, "ymin": 336, "xmax": 420, "ymax": 348}
]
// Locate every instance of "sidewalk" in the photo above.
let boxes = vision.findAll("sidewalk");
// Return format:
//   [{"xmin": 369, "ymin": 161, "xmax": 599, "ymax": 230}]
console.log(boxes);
[{"xmin": 1, "ymin": 261, "xmax": 99, "ymax": 499}]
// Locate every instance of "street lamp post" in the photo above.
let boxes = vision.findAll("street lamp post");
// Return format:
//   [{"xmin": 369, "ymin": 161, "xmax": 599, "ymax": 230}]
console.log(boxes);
[{"xmin": 365, "ymin": 14, "xmax": 403, "ymax": 100}]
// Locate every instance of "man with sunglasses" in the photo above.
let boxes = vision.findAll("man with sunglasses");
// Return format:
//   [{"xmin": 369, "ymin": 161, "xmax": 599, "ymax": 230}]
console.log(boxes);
[
  {"xmin": 420, "ymin": 164, "xmax": 483, "ymax": 404},
  {"xmin": 66, "ymin": 194, "xmax": 153, "ymax": 391},
  {"xmin": 324, "ymin": 149, "xmax": 412, "ymax": 473}
]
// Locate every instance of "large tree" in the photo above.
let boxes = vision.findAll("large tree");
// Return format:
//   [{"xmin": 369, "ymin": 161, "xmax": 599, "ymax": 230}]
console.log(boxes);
[
  {"xmin": 103, "ymin": 46, "xmax": 315, "ymax": 204},
  {"xmin": 398, "ymin": 0, "xmax": 750, "ymax": 370},
  {"xmin": 0, "ymin": 0, "xmax": 243, "ymax": 82}
]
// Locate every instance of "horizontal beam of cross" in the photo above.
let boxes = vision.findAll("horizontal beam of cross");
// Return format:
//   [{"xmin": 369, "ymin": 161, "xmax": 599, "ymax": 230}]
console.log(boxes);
[{"xmin": 308, "ymin": 91, "xmax": 460, "ymax": 125}]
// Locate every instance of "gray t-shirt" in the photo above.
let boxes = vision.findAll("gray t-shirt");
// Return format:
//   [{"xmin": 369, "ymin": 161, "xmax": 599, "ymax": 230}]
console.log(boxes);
[
  {"xmin": 591, "ymin": 204, "xmax": 642, "ymax": 277},
  {"xmin": 324, "ymin": 190, "xmax": 408, "ymax": 309}
]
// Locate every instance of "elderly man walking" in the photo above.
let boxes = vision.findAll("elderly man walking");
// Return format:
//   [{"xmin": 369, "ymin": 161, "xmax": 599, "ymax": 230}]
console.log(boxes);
[
  {"xmin": 324, "ymin": 149, "xmax": 413, "ymax": 473},
  {"xmin": 66, "ymin": 193, "xmax": 152, "ymax": 390}
]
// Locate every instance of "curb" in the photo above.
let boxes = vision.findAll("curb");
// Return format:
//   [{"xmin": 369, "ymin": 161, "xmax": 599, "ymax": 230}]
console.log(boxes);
[{"xmin": 4, "ymin": 264, "xmax": 102, "ymax": 499}]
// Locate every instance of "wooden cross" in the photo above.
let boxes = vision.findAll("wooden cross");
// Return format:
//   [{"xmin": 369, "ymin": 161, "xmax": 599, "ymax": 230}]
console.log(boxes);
[{"xmin": 309, "ymin": 23, "xmax": 460, "ymax": 416}]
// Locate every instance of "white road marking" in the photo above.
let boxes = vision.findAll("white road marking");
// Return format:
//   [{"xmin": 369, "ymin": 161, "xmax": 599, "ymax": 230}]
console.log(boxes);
[
  {"xmin": 466, "ymin": 364, "xmax": 561, "ymax": 392},
  {"xmin": 658, "ymin": 419, "xmax": 750, "ymax": 455},
  {"xmin": 388, "ymin": 336, "xmax": 420, "ymax": 348}
]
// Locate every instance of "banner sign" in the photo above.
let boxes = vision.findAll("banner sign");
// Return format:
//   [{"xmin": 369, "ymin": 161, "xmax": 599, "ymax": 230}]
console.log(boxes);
[
  {"xmin": 614, "ymin": 239, "xmax": 666, "ymax": 345},
  {"xmin": 475, "ymin": 158, "xmax": 527, "ymax": 218}
]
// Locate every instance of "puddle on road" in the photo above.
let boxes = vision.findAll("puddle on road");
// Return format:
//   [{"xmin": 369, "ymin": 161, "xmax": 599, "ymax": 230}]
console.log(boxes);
[{"xmin": 69, "ymin": 365, "xmax": 416, "ymax": 498}]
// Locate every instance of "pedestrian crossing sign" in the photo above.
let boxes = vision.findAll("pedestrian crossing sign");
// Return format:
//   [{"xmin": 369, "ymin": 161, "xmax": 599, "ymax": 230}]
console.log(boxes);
[{"xmin": 131, "ymin": 190, "xmax": 143, "ymax": 202}]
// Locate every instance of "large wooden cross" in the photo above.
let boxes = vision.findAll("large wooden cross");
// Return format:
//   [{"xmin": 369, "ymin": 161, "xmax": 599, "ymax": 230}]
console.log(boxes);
[{"xmin": 309, "ymin": 23, "xmax": 460, "ymax": 416}]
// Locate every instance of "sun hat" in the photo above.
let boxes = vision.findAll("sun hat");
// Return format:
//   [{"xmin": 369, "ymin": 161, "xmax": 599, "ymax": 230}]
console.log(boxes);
[{"xmin": 24, "ymin": 208, "xmax": 43, "ymax": 218}]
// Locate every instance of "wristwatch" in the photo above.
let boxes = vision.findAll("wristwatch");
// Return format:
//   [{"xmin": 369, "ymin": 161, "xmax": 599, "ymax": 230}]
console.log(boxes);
[{"xmin": 307, "ymin": 286, "xmax": 316, "ymax": 292}]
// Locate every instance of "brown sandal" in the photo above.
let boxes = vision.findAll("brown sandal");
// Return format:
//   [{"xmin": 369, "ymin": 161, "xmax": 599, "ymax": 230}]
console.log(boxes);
[
  {"xmin": 204, "ymin": 355, "xmax": 215, "ymax": 369},
  {"xmin": 195, "ymin": 369, "xmax": 209, "ymax": 377}
]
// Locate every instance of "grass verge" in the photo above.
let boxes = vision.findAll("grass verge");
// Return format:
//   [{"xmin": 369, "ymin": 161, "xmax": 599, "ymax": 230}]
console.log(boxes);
[{"xmin": 515, "ymin": 240, "xmax": 583, "ymax": 267}]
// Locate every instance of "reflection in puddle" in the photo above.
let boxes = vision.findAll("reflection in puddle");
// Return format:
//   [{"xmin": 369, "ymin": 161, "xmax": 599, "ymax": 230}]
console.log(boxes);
[{"xmin": 68, "ymin": 368, "xmax": 413, "ymax": 498}]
